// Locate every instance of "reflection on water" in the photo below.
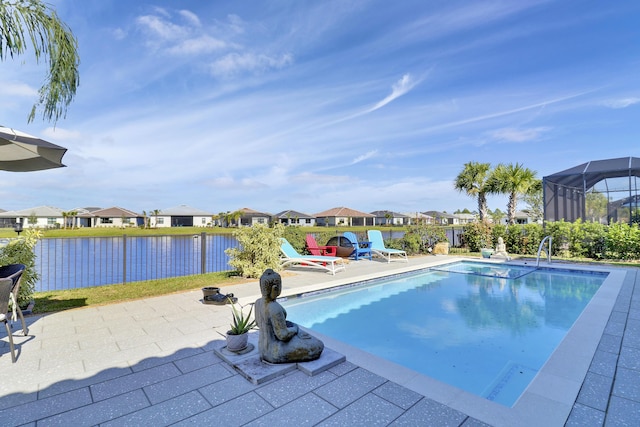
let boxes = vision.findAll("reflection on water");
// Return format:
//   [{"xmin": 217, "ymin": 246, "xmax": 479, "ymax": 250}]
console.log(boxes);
[
  {"xmin": 282, "ymin": 265, "xmax": 606, "ymax": 406},
  {"xmin": 35, "ymin": 234, "xmax": 239, "ymax": 291}
]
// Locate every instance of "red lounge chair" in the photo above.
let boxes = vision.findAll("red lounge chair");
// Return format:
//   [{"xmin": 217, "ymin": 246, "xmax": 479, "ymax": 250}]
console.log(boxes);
[{"xmin": 305, "ymin": 234, "xmax": 338, "ymax": 257}]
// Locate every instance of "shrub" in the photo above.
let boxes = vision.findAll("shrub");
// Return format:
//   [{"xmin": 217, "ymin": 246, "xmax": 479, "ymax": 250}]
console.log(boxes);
[
  {"xmin": 401, "ymin": 224, "xmax": 447, "ymax": 254},
  {"xmin": 461, "ymin": 222, "xmax": 493, "ymax": 252},
  {"xmin": 545, "ymin": 220, "xmax": 572, "ymax": 257},
  {"xmin": 0, "ymin": 229, "xmax": 41, "ymax": 306},
  {"xmin": 605, "ymin": 222, "xmax": 640, "ymax": 260},
  {"xmin": 282, "ymin": 226, "xmax": 306, "ymax": 253},
  {"xmin": 225, "ymin": 223, "xmax": 284, "ymax": 278}
]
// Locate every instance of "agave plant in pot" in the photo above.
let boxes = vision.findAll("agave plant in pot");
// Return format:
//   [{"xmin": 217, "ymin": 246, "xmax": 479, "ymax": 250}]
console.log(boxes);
[{"xmin": 219, "ymin": 298, "xmax": 256, "ymax": 352}]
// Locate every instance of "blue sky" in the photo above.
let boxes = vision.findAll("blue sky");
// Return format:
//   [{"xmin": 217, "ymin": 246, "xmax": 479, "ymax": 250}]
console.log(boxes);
[{"xmin": 1, "ymin": 0, "xmax": 639, "ymax": 216}]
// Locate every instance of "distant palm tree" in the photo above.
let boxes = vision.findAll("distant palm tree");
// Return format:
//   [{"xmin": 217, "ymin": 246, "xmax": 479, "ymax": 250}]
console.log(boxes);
[
  {"xmin": 454, "ymin": 161, "xmax": 492, "ymax": 222},
  {"xmin": 151, "ymin": 209, "xmax": 160, "ymax": 228},
  {"xmin": 487, "ymin": 163, "xmax": 538, "ymax": 225},
  {"xmin": 210, "ymin": 213, "xmax": 220, "ymax": 227},
  {"xmin": 230, "ymin": 210, "xmax": 243, "ymax": 227},
  {"xmin": 68, "ymin": 210, "xmax": 78, "ymax": 229}
]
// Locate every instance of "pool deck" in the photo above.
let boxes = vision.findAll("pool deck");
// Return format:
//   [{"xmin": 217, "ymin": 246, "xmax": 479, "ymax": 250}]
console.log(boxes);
[{"xmin": 0, "ymin": 256, "xmax": 638, "ymax": 426}]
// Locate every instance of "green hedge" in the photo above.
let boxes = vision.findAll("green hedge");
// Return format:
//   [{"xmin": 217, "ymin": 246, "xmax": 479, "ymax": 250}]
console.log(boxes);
[{"xmin": 460, "ymin": 220, "xmax": 639, "ymax": 260}]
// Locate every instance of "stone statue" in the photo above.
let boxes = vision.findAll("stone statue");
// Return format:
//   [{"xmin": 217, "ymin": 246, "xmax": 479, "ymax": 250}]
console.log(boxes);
[
  {"xmin": 255, "ymin": 269, "xmax": 324, "ymax": 363},
  {"xmin": 492, "ymin": 237, "xmax": 511, "ymax": 260}
]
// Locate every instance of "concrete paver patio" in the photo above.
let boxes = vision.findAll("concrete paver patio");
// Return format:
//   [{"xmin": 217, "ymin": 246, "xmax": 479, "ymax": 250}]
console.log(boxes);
[{"xmin": 0, "ymin": 256, "xmax": 638, "ymax": 426}]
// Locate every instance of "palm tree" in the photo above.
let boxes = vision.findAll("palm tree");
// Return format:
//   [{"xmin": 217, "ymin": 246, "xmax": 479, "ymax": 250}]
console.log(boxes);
[
  {"xmin": 1, "ymin": 0, "xmax": 80, "ymax": 123},
  {"xmin": 151, "ymin": 209, "xmax": 160, "ymax": 228},
  {"xmin": 230, "ymin": 210, "xmax": 243, "ymax": 227},
  {"xmin": 210, "ymin": 213, "xmax": 220, "ymax": 227},
  {"xmin": 487, "ymin": 163, "xmax": 539, "ymax": 225},
  {"xmin": 68, "ymin": 210, "xmax": 78, "ymax": 229},
  {"xmin": 454, "ymin": 161, "xmax": 492, "ymax": 222}
]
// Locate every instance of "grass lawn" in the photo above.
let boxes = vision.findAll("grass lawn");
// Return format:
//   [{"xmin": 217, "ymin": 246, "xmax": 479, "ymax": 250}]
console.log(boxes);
[{"xmin": 33, "ymin": 271, "xmax": 253, "ymax": 314}]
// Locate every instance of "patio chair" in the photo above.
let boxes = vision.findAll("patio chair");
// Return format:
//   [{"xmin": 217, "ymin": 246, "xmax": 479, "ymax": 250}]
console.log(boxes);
[
  {"xmin": 280, "ymin": 238, "xmax": 345, "ymax": 275},
  {"xmin": 367, "ymin": 230, "xmax": 408, "ymax": 263},
  {"xmin": 342, "ymin": 232, "xmax": 372, "ymax": 261},
  {"xmin": 305, "ymin": 234, "xmax": 337, "ymax": 257},
  {"xmin": 0, "ymin": 264, "xmax": 28, "ymax": 336},
  {"xmin": 1, "ymin": 278, "xmax": 16, "ymax": 362}
]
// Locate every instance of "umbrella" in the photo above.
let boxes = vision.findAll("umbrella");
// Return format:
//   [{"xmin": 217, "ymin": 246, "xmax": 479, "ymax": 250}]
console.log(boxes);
[{"xmin": 0, "ymin": 126, "xmax": 67, "ymax": 172}]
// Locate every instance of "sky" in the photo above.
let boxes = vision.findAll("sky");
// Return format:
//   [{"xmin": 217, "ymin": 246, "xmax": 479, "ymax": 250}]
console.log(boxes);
[{"xmin": 1, "ymin": 0, "xmax": 640, "ymax": 217}]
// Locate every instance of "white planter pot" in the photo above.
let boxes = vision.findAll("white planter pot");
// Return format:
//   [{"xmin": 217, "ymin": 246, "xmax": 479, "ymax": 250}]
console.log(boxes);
[{"xmin": 226, "ymin": 332, "xmax": 248, "ymax": 352}]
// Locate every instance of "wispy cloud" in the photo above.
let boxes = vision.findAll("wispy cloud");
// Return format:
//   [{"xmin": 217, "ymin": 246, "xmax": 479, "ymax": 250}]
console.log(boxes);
[
  {"xmin": 0, "ymin": 81, "xmax": 38, "ymax": 97},
  {"xmin": 179, "ymin": 10, "xmax": 201, "ymax": 27},
  {"xmin": 351, "ymin": 150, "xmax": 378, "ymax": 165},
  {"xmin": 167, "ymin": 35, "xmax": 229, "ymax": 55},
  {"xmin": 489, "ymin": 127, "xmax": 551, "ymax": 143},
  {"xmin": 136, "ymin": 14, "xmax": 189, "ymax": 41},
  {"xmin": 209, "ymin": 52, "xmax": 294, "ymax": 77},
  {"xmin": 602, "ymin": 98, "xmax": 640, "ymax": 109},
  {"xmin": 367, "ymin": 73, "xmax": 420, "ymax": 113}
]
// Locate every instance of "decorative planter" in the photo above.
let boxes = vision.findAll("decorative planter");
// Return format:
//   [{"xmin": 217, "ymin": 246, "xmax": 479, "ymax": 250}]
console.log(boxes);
[
  {"xmin": 226, "ymin": 332, "xmax": 249, "ymax": 352},
  {"xmin": 433, "ymin": 242, "xmax": 450, "ymax": 255},
  {"xmin": 202, "ymin": 287, "xmax": 220, "ymax": 298},
  {"xmin": 481, "ymin": 248, "xmax": 494, "ymax": 258}
]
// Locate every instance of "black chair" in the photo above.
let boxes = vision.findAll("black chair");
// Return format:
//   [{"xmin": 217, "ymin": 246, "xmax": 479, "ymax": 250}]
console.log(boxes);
[
  {"xmin": 0, "ymin": 278, "xmax": 16, "ymax": 362},
  {"xmin": 0, "ymin": 264, "xmax": 28, "ymax": 336}
]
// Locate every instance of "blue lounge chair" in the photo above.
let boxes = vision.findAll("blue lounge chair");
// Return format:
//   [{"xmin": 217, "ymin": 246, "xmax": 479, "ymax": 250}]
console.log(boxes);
[
  {"xmin": 367, "ymin": 230, "xmax": 408, "ymax": 263},
  {"xmin": 343, "ymin": 232, "xmax": 372, "ymax": 261},
  {"xmin": 279, "ymin": 238, "xmax": 346, "ymax": 275}
]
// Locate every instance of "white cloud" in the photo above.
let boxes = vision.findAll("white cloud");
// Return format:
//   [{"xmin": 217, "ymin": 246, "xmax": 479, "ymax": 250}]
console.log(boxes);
[
  {"xmin": 167, "ymin": 35, "xmax": 229, "ymax": 55},
  {"xmin": 351, "ymin": 150, "xmax": 378, "ymax": 165},
  {"xmin": 209, "ymin": 52, "xmax": 294, "ymax": 77},
  {"xmin": 0, "ymin": 81, "xmax": 38, "ymax": 97},
  {"xmin": 369, "ymin": 73, "xmax": 420, "ymax": 112},
  {"xmin": 179, "ymin": 10, "xmax": 201, "ymax": 27},
  {"xmin": 603, "ymin": 98, "xmax": 640, "ymax": 109},
  {"xmin": 136, "ymin": 15, "xmax": 188, "ymax": 40},
  {"xmin": 111, "ymin": 28, "xmax": 127, "ymax": 40},
  {"xmin": 41, "ymin": 127, "xmax": 83, "ymax": 141},
  {"xmin": 489, "ymin": 127, "xmax": 551, "ymax": 143}
]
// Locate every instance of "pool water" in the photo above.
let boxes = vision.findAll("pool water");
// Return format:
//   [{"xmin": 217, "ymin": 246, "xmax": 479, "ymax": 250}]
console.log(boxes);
[{"xmin": 280, "ymin": 261, "xmax": 606, "ymax": 406}]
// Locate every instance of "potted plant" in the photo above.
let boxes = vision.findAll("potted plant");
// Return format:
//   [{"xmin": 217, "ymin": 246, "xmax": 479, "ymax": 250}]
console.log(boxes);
[{"xmin": 219, "ymin": 299, "xmax": 256, "ymax": 352}]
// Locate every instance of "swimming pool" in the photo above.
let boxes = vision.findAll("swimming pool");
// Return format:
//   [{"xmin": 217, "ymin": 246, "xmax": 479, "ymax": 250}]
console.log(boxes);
[{"xmin": 280, "ymin": 261, "xmax": 607, "ymax": 407}]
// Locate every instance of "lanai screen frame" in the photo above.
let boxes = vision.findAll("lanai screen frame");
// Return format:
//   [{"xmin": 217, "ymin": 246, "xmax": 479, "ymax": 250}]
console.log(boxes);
[{"xmin": 543, "ymin": 157, "xmax": 640, "ymax": 225}]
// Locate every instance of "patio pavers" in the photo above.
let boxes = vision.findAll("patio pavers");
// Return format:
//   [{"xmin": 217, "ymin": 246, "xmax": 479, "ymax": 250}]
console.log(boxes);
[{"xmin": 0, "ymin": 257, "xmax": 639, "ymax": 426}]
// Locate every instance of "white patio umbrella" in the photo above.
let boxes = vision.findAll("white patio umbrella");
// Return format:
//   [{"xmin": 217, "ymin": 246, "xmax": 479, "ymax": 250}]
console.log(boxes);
[{"xmin": 0, "ymin": 126, "xmax": 67, "ymax": 172}]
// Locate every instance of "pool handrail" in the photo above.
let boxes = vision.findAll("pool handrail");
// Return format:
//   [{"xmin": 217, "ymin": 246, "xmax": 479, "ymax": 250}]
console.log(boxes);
[{"xmin": 536, "ymin": 236, "xmax": 553, "ymax": 267}]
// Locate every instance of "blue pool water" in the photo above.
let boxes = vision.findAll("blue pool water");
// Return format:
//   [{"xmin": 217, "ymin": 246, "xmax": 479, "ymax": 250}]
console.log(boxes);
[{"xmin": 280, "ymin": 261, "xmax": 607, "ymax": 406}]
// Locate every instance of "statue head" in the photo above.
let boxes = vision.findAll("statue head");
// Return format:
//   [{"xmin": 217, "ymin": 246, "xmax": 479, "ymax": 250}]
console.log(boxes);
[
  {"xmin": 498, "ymin": 237, "xmax": 504, "ymax": 244},
  {"xmin": 260, "ymin": 269, "xmax": 282, "ymax": 300}
]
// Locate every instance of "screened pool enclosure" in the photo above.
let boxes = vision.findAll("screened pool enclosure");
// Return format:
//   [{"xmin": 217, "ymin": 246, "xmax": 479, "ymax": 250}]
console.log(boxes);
[{"xmin": 543, "ymin": 157, "xmax": 640, "ymax": 225}]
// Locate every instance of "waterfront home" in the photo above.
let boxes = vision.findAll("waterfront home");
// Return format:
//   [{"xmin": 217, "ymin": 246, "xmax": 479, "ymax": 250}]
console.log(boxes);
[
  {"xmin": 370, "ymin": 210, "xmax": 409, "ymax": 226},
  {"xmin": 424, "ymin": 211, "xmax": 459, "ymax": 225},
  {"xmin": 314, "ymin": 207, "xmax": 375, "ymax": 227},
  {"xmin": 402, "ymin": 212, "xmax": 435, "ymax": 225},
  {"xmin": 0, "ymin": 205, "xmax": 65, "ymax": 228},
  {"xmin": 85, "ymin": 206, "xmax": 142, "ymax": 228},
  {"xmin": 238, "ymin": 207, "xmax": 272, "ymax": 226},
  {"xmin": 453, "ymin": 213, "xmax": 478, "ymax": 224},
  {"xmin": 152, "ymin": 205, "xmax": 212, "ymax": 227},
  {"xmin": 274, "ymin": 210, "xmax": 317, "ymax": 226}
]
